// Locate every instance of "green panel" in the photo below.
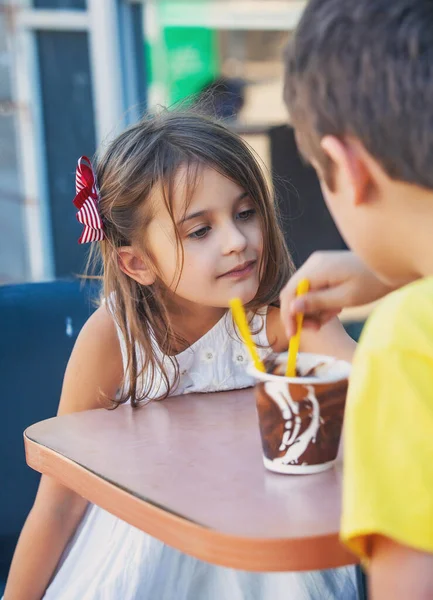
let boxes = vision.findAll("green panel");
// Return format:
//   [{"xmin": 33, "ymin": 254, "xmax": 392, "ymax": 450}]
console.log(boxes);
[
  {"xmin": 164, "ymin": 27, "xmax": 219, "ymax": 104},
  {"xmin": 145, "ymin": 0, "xmax": 219, "ymax": 105},
  {"xmin": 146, "ymin": 0, "xmax": 220, "ymax": 107}
]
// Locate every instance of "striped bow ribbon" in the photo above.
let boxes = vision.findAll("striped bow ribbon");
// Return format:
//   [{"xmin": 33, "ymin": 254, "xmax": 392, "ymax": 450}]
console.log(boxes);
[{"xmin": 73, "ymin": 156, "xmax": 105, "ymax": 243}]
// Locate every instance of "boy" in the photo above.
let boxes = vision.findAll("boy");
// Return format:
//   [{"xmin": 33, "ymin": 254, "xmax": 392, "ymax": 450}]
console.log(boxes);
[{"xmin": 282, "ymin": 1, "xmax": 433, "ymax": 598}]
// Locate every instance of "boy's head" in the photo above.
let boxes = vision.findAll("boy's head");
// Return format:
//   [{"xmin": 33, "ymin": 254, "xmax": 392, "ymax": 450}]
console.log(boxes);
[{"xmin": 284, "ymin": 0, "xmax": 433, "ymax": 284}]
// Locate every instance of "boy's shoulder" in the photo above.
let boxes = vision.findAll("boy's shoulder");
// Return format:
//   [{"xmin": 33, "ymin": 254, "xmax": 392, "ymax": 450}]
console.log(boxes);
[{"xmin": 360, "ymin": 277, "xmax": 433, "ymax": 356}]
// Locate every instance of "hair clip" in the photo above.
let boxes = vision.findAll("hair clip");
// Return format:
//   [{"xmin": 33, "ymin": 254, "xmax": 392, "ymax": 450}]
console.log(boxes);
[{"xmin": 73, "ymin": 156, "xmax": 104, "ymax": 243}]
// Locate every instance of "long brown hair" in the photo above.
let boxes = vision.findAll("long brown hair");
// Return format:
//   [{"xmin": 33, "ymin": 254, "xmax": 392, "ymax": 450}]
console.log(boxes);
[{"xmin": 88, "ymin": 110, "xmax": 294, "ymax": 407}]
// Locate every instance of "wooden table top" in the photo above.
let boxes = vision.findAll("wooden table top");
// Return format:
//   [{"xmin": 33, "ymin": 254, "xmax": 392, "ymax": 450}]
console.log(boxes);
[{"xmin": 24, "ymin": 388, "xmax": 357, "ymax": 572}]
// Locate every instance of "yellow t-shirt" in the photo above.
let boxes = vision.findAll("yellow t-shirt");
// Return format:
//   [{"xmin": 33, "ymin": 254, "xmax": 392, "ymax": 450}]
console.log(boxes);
[{"xmin": 341, "ymin": 277, "xmax": 433, "ymax": 559}]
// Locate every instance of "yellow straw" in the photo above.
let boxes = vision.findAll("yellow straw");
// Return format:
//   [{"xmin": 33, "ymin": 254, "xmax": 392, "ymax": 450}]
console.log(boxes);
[
  {"xmin": 229, "ymin": 298, "xmax": 266, "ymax": 373},
  {"xmin": 285, "ymin": 278, "xmax": 310, "ymax": 377}
]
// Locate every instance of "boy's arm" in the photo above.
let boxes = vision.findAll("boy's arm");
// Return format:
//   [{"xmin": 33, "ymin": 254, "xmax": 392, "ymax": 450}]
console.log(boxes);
[
  {"xmin": 280, "ymin": 251, "xmax": 395, "ymax": 338},
  {"xmin": 369, "ymin": 536, "xmax": 433, "ymax": 600}
]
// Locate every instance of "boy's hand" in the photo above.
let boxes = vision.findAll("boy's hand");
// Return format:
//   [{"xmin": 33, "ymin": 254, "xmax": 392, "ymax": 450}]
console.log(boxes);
[{"xmin": 280, "ymin": 251, "xmax": 393, "ymax": 338}]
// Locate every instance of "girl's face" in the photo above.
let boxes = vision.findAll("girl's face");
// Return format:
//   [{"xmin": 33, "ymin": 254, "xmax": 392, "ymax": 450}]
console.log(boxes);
[{"xmin": 147, "ymin": 166, "xmax": 264, "ymax": 310}]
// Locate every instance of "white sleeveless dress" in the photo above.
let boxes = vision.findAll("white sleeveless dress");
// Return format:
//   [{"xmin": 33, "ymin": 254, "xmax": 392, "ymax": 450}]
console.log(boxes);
[{"xmin": 43, "ymin": 310, "xmax": 357, "ymax": 600}]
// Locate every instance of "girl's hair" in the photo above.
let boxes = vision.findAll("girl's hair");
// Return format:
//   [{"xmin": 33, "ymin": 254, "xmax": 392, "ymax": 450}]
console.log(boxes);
[{"xmin": 89, "ymin": 110, "xmax": 294, "ymax": 407}]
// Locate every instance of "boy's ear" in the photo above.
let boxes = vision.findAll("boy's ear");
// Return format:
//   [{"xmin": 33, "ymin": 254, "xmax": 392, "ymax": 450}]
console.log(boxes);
[
  {"xmin": 117, "ymin": 246, "xmax": 156, "ymax": 286},
  {"xmin": 320, "ymin": 136, "xmax": 372, "ymax": 206}
]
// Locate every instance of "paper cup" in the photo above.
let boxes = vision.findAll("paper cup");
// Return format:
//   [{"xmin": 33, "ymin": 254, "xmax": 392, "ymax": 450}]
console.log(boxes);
[{"xmin": 249, "ymin": 353, "xmax": 350, "ymax": 474}]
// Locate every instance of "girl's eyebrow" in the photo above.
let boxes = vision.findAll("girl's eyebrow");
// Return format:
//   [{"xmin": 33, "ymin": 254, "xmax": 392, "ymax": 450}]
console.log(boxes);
[
  {"xmin": 235, "ymin": 191, "xmax": 249, "ymax": 203},
  {"xmin": 177, "ymin": 192, "xmax": 249, "ymax": 226},
  {"xmin": 177, "ymin": 210, "xmax": 207, "ymax": 226}
]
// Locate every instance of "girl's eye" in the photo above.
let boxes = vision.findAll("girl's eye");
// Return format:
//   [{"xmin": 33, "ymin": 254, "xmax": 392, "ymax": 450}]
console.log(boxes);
[
  {"xmin": 236, "ymin": 209, "xmax": 256, "ymax": 221},
  {"xmin": 188, "ymin": 226, "xmax": 211, "ymax": 240}
]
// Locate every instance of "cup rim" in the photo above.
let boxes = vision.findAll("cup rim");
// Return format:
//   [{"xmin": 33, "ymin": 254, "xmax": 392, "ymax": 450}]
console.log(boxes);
[{"xmin": 248, "ymin": 352, "xmax": 351, "ymax": 385}]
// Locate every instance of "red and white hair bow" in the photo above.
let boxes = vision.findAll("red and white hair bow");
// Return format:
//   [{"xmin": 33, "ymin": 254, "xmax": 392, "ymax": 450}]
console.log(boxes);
[{"xmin": 73, "ymin": 156, "xmax": 105, "ymax": 243}]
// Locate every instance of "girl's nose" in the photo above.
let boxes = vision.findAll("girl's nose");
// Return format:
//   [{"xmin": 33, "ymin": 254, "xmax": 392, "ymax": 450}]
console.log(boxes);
[{"xmin": 221, "ymin": 223, "xmax": 248, "ymax": 255}]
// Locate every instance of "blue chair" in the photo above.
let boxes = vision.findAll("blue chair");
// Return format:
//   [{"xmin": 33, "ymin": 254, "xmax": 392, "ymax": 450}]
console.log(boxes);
[{"xmin": 0, "ymin": 279, "xmax": 99, "ymax": 585}]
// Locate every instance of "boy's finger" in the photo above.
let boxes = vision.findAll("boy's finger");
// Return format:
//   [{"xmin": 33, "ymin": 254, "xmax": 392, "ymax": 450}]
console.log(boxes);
[
  {"xmin": 280, "ymin": 285, "xmax": 297, "ymax": 336},
  {"xmin": 281, "ymin": 269, "xmax": 331, "ymax": 307},
  {"xmin": 303, "ymin": 310, "xmax": 341, "ymax": 329},
  {"xmin": 279, "ymin": 256, "xmax": 335, "ymax": 310},
  {"xmin": 282, "ymin": 309, "xmax": 335, "ymax": 339},
  {"xmin": 283, "ymin": 315, "xmax": 297, "ymax": 338},
  {"xmin": 302, "ymin": 318, "xmax": 321, "ymax": 331},
  {"xmin": 290, "ymin": 285, "xmax": 347, "ymax": 316}
]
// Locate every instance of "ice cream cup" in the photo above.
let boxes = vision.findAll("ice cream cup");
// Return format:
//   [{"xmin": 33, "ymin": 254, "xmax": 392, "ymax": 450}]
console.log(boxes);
[{"xmin": 249, "ymin": 352, "xmax": 351, "ymax": 474}]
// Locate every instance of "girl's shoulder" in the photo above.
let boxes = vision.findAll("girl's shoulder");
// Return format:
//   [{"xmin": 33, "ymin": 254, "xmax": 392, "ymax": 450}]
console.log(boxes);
[
  {"xmin": 263, "ymin": 305, "xmax": 289, "ymax": 353},
  {"xmin": 57, "ymin": 304, "xmax": 123, "ymax": 415},
  {"xmin": 79, "ymin": 303, "xmax": 120, "ymax": 351}
]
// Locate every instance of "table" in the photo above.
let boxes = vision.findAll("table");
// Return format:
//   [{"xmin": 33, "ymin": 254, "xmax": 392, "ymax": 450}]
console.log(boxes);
[{"xmin": 24, "ymin": 389, "xmax": 357, "ymax": 573}]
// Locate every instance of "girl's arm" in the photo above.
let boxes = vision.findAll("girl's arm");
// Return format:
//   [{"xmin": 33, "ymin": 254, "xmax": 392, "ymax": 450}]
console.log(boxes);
[
  {"xmin": 4, "ymin": 305, "xmax": 123, "ymax": 600},
  {"xmin": 267, "ymin": 306, "xmax": 356, "ymax": 363}
]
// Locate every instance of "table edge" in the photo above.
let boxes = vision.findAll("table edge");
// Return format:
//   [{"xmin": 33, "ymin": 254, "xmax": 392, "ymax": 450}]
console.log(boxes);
[{"xmin": 24, "ymin": 434, "xmax": 357, "ymax": 572}]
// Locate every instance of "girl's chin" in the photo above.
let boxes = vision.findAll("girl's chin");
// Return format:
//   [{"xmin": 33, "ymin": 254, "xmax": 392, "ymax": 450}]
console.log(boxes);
[{"xmin": 227, "ymin": 288, "xmax": 259, "ymax": 307}]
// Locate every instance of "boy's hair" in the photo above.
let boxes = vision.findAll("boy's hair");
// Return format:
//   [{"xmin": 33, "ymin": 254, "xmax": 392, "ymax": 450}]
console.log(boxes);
[
  {"xmin": 89, "ymin": 110, "xmax": 294, "ymax": 407},
  {"xmin": 284, "ymin": 0, "xmax": 433, "ymax": 189}
]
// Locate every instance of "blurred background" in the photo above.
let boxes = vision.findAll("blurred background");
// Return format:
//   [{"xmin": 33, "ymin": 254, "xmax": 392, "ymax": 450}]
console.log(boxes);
[{"xmin": 0, "ymin": 0, "xmax": 346, "ymax": 284}]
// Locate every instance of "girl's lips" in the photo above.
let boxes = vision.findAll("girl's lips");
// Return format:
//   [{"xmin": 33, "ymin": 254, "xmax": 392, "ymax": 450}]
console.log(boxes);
[{"xmin": 219, "ymin": 260, "xmax": 256, "ymax": 279}]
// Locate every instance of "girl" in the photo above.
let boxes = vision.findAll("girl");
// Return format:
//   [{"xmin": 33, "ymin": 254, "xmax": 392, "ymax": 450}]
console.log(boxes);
[{"xmin": 4, "ymin": 111, "xmax": 357, "ymax": 600}]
